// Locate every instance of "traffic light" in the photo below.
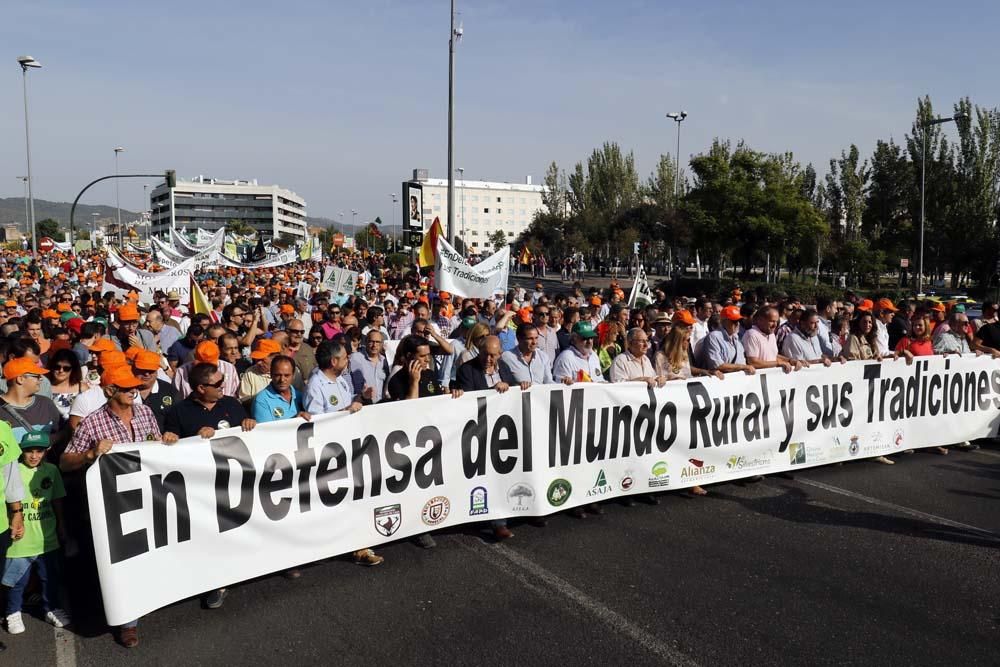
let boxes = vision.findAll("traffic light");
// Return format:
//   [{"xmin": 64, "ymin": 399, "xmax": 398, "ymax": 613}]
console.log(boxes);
[{"xmin": 165, "ymin": 169, "xmax": 176, "ymax": 188}]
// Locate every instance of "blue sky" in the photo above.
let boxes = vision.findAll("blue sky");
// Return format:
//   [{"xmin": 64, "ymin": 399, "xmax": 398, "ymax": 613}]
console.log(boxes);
[{"xmin": 1, "ymin": 0, "xmax": 995, "ymax": 223}]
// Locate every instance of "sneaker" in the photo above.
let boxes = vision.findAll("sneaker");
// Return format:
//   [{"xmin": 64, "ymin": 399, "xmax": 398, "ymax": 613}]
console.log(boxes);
[
  {"xmin": 414, "ymin": 533, "xmax": 436, "ymax": 549},
  {"xmin": 282, "ymin": 568, "xmax": 301, "ymax": 580},
  {"xmin": 5, "ymin": 613, "xmax": 24, "ymax": 635},
  {"xmin": 875, "ymin": 455, "xmax": 895, "ymax": 465},
  {"xmin": 353, "ymin": 548, "xmax": 384, "ymax": 566},
  {"xmin": 203, "ymin": 588, "xmax": 228, "ymax": 609},
  {"xmin": 956, "ymin": 441, "xmax": 980, "ymax": 451},
  {"xmin": 119, "ymin": 626, "xmax": 139, "ymax": 648},
  {"xmin": 45, "ymin": 609, "xmax": 70, "ymax": 628}
]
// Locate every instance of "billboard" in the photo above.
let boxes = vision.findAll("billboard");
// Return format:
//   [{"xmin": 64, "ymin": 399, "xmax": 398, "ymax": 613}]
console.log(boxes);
[{"xmin": 403, "ymin": 182, "xmax": 423, "ymax": 231}]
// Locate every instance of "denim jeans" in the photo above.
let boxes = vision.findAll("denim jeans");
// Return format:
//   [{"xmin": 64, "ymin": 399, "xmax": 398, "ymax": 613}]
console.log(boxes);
[{"xmin": 4, "ymin": 551, "xmax": 61, "ymax": 615}]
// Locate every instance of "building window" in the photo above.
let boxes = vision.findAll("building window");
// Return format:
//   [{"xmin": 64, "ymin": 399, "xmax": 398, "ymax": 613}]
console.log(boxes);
[
  {"xmin": 472, "ymin": 195, "xmax": 479, "ymax": 201},
  {"xmin": 483, "ymin": 208, "xmax": 489, "ymax": 214},
  {"xmin": 507, "ymin": 232, "xmax": 514, "ymax": 237},
  {"xmin": 496, "ymin": 197, "xmax": 501, "ymax": 203},
  {"xmin": 472, "ymin": 242, "xmax": 479, "ymax": 247},
  {"xmin": 471, "ymin": 231, "xmax": 478, "ymax": 236},
  {"xmin": 497, "ymin": 208, "xmax": 502, "ymax": 214}
]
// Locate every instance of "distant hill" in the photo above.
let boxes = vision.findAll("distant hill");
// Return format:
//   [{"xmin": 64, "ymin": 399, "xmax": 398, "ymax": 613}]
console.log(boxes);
[{"xmin": 0, "ymin": 198, "xmax": 139, "ymax": 229}]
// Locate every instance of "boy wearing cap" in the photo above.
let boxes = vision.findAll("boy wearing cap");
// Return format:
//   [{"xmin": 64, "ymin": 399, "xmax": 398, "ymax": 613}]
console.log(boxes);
[
  {"xmin": 3, "ymin": 431, "xmax": 70, "ymax": 635},
  {"xmin": 0, "ymin": 358, "xmax": 65, "ymax": 450}
]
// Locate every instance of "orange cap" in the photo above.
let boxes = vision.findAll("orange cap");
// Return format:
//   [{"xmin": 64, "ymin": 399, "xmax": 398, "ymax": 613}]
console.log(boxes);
[
  {"xmin": 101, "ymin": 366, "xmax": 143, "ymax": 389},
  {"xmin": 195, "ymin": 340, "xmax": 220, "ymax": 364},
  {"xmin": 720, "ymin": 305, "xmax": 742, "ymax": 321},
  {"xmin": 133, "ymin": 350, "xmax": 162, "ymax": 372},
  {"xmin": 516, "ymin": 307, "xmax": 533, "ymax": 323},
  {"xmin": 931, "ymin": 302, "xmax": 946, "ymax": 313},
  {"xmin": 280, "ymin": 304, "xmax": 295, "ymax": 315},
  {"xmin": 124, "ymin": 346, "xmax": 143, "ymax": 361},
  {"xmin": 99, "ymin": 350, "xmax": 128, "ymax": 369},
  {"xmin": 117, "ymin": 303, "xmax": 140, "ymax": 321},
  {"xmin": 56, "ymin": 303, "xmax": 72, "ymax": 313},
  {"xmin": 250, "ymin": 339, "xmax": 281, "ymax": 360},
  {"xmin": 858, "ymin": 299, "xmax": 874, "ymax": 312},
  {"xmin": 2, "ymin": 357, "xmax": 48, "ymax": 381},
  {"xmin": 41, "ymin": 309, "xmax": 59, "ymax": 319},
  {"xmin": 439, "ymin": 291, "xmax": 451, "ymax": 301},
  {"xmin": 877, "ymin": 298, "xmax": 897, "ymax": 312},
  {"xmin": 3, "ymin": 300, "xmax": 16, "ymax": 308},
  {"xmin": 88, "ymin": 338, "xmax": 117, "ymax": 353},
  {"xmin": 673, "ymin": 310, "xmax": 697, "ymax": 326},
  {"xmin": 589, "ymin": 296, "xmax": 602, "ymax": 306}
]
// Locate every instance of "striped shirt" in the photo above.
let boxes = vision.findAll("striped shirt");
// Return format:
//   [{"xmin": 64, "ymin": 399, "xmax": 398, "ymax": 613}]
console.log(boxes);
[{"xmin": 65, "ymin": 403, "xmax": 162, "ymax": 454}]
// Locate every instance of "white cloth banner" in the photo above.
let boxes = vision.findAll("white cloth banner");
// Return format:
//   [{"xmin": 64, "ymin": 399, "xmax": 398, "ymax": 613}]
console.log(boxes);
[
  {"xmin": 216, "ymin": 248, "xmax": 298, "ymax": 269},
  {"xmin": 87, "ymin": 355, "xmax": 1000, "ymax": 624},
  {"xmin": 435, "ymin": 239, "xmax": 509, "ymax": 298},
  {"xmin": 171, "ymin": 228, "xmax": 224, "ymax": 257},
  {"xmin": 103, "ymin": 248, "xmax": 195, "ymax": 304}
]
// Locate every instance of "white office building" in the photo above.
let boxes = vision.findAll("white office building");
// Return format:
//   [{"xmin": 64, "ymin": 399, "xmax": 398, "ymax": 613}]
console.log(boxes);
[
  {"xmin": 407, "ymin": 169, "xmax": 544, "ymax": 253},
  {"xmin": 148, "ymin": 176, "xmax": 307, "ymax": 240}
]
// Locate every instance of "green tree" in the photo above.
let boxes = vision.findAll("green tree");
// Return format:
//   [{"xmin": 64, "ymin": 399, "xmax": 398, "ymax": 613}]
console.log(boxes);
[
  {"xmin": 36, "ymin": 218, "xmax": 60, "ymax": 240},
  {"xmin": 541, "ymin": 161, "xmax": 567, "ymax": 217},
  {"xmin": 823, "ymin": 144, "xmax": 869, "ymax": 243},
  {"xmin": 864, "ymin": 139, "xmax": 913, "ymax": 279},
  {"xmin": 225, "ymin": 218, "xmax": 255, "ymax": 236},
  {"xmin": 487, "ymin": 229, "xmax": 509, "ymax": 252}
]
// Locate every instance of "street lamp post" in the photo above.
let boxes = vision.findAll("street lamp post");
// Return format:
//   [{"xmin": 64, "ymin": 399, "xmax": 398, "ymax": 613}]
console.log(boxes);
[
  {"xmin": 447, "ymin": 0, "xmax": 463, "ymax": 247},
  {"xmin": 16, "ymin": 177, "xmax": 29, "ymax": 241},
  {"xmin": 114, "ymin": 147, "xmax": 124, "ymax": 247},
  {"xmin": 17, "ymin": 56, "xmax": 41, "ymax": 255},
  {"xmin": 389, "ymin": 194, "xmax": 398, "ymax": 253},
  {"xmin": 456, "ymin": 167, "xmax": 465, "ymax": 253},
  {"xmin": 91, "ymin": 212, "xmax": 99, "ymax": 248},
  {"xmin": 351, "ymin": 210, "xmax": 358, "ymax": 248},
  {"xmin": 918, "ymin": 112, "xmax": 967, "ymax": 295},
  {"xmin": 666, "ymin": 110, "xmax": 689, "ymax": 276}
]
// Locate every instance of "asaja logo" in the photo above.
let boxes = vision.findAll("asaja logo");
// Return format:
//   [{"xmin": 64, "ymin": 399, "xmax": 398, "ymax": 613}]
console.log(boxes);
[
  {"xmin": 329, "ymin": 394, "xmax": 339, "ymax": 406},
  {"xmin": 507, "ymin": 483, "xmax": 535, "ymax": 511},
  {"xmin": 469, "ymin": 486, "xmax": 489, "ymax": 516},
  {"xmin": 587, "ymin": 469, "xmax": 613, "ymax": 498},
  {"xmin": 788, "ymin": 442, "xmax": 806, "ymax": 465},
  {"xmin": 681, "ymin": 458, "xmax": 716, "ymax": 479},
  {"xmin": 373, "ymin": 504, "xmax": 401, "ymax": 537},
  {"xmin": 272, "ymin": 406, "xmax": 285, "ymax": 418},
  {"xmin": 649, "ymin": 460, "xmax": 670, "ymax": 488},
  {"xmin": 421, "ymin": 496, "xmax": 451, "ymax": 526},
  {"xmin": 849, "ymin": 436, "xmax": 860, "ymax": 456},
  {"xmin": 161, "ymin": 395, "xmax": 173, "ymax": 407},
  {"xmin": 893, "ymin": 429, "xmax": 904, "ymax": 448},
  {"xmin": 547, "ymin": 478, "xmax": 572, "ymax": 506}
]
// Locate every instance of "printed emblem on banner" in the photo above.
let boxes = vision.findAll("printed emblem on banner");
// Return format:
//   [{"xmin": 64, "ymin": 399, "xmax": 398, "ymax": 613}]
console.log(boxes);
[
  {"xmin": 507, "ymin": 483, "xmax": 535, "ymax": 511},
  {"xmin": 788, "ymin": 442, "xmax": 807, "ymax": 465},
  {"xmin": 374, "ymin": 504, "xmax": 401, "ymax": 537},
  {"xmin": 587, "ymin": 470, "xmax": 613, "ymax": 498},
  {"xmin": 421, "ymin": 496, "xmax": 451, "ymax": 525},
  {"xmin": 218, "ymin": 420, "xmax": 231, "ymax": 429},
  {"xmin": 620, "ymin": 472, "xmax": 634, "ymax": 491},
  {"xmin": 681, "ymin": 458, "xmax": 716, "ymax": 479},
  {"xmin": 726, "ymin": 452, "xmax": 773, "ymax": 473},
  {"xmin": 546, "ymin": 479, "xmax": 572, "ymax": 506},
  {"xmin": 649, "ymin": 461, "xmax": 670, "ymax": 488},
  {"xmin": 469, "ymin": 487, "xmax": 489, "ymax": 515},
  {"xmin": 273, "ymin": 407, "xmax": 285, "ymax": 418},
  {"xmin": 893, "ymin": 429, "xmax": 904, "ymax": 448},
  {"xmin": 849, "ymin": 436, "xmax": 860, "ymax": 456}
]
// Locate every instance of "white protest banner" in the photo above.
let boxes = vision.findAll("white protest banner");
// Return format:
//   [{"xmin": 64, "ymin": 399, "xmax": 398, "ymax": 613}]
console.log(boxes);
[
  {"xmin": 88, "ymin": 354, "xmax": 1000, "ymax": 624},
  {"xmin": 216, "ymin": 248, "xmax": 298, "ymax": 269},
  {"xmin": 102, "ymin": 248, "xmax": 196, "ymax": 304},
  {"xmin": 322, "ymin": 266, "xmax": 359, "ymax": 295},
  {"xmin": 435, "ymin": 239, "xmax": 509, "ymax": 298},
  {"xmin": 171, "ymin": 227, "xmax": 224, "ymax": 256}
]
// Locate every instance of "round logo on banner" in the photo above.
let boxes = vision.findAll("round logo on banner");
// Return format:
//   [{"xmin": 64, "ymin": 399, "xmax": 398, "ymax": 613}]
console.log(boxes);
[
  {"xmin": 546, "ymin": 479, "xmax": 572, "ymax": 506},
  {"xmin": 507, "ymin": 483, "xmax": 535, "ymax": 511},
  {"xmin": 421, "ymin": 496, "xmax": 451, "ymax": 525}
]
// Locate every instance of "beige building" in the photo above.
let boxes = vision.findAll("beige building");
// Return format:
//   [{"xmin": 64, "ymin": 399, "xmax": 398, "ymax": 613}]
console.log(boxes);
[{"xmin": 408, "ymin": 170, "xmax": 544, "ymax": 253}]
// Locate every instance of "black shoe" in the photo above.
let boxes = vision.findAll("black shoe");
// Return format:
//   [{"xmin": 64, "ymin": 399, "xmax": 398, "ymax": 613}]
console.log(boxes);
[
  {"xmin": 528, "ymin": 517, "xmax": 548, "ymax": 527},
  {"xmin": 587, "ymin": 503, "xmax": 604, "ymax": 515},
  {"xmin": 203, "ymin": 588, "xmax": 228, "ymax": 609},
  {"xmin": 570, "ymin": 507, "xmax": 587, "ymax": 519},
  {"xmin": 415, "ymin": 533, "xmax": 437, "ymax": 549},
  {"xmin": 639, "ymin": 494, "xmax": 660, "ymax": 505},
  {"xmin": 623, "ymin": 497, "xmax": 637, "ymax": 507}
]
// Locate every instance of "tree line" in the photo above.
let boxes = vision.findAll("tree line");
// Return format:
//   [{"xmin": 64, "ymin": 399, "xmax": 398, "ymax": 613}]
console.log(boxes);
[{"xmin": 518, "ymin": 96, "xmax": 1000, "ymax": 291}]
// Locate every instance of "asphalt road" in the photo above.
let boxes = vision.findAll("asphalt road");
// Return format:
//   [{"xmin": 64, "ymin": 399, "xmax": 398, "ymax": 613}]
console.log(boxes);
[{"xmin": 5, "ymin": 442, "xmax": 999, "ymax": 666}]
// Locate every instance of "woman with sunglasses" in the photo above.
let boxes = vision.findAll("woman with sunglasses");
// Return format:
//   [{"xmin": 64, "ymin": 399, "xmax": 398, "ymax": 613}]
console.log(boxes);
[{"xmin": 47, "ymin": 349, "xmax": 89, "ymax": 422}]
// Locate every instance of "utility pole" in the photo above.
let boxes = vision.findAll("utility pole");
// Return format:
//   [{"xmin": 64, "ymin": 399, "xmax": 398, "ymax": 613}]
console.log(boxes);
[{"xmin": 447, "ymin": 0, "xmax": 463, "ymax": 246}]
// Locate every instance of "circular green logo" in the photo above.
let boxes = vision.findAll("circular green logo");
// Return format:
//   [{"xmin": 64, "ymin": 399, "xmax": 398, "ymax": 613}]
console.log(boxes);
[{"xmin": 546, "ymin": 478, "xmax": 572, "ymax": 506}]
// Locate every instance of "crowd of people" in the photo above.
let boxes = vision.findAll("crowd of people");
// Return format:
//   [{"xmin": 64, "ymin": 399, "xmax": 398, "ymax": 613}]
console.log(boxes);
[{"xmin": 0, "ymin": 246, "xmax": 994, "ymax": 651}]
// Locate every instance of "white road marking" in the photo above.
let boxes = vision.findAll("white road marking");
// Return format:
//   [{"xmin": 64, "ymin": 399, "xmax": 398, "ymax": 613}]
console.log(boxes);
[
  {"xmin": 795, "ymin": 478, "xmax": 1000, "ymax": 539},
  {"xmin": 453, "ymin": 536, "xmax": 701, "ymax": 667},
  {"xmin": 970, "ymin": 448, "xmax": 1000, "ymax": 460},
  {"xmin": 54, "ymin": 625, "xmax": 77, "ymax": 667}
]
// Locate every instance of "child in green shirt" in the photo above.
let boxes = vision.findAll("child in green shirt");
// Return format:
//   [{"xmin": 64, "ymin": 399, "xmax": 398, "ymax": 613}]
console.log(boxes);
[{"xmin": 3, "ymin": 431, "xmax": 69, "ymax": 635}]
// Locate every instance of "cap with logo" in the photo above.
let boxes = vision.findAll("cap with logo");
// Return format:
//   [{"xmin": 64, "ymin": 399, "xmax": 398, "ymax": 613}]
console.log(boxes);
[
  {"xmin": 20, "ymin": 431, "xmax": 50, "ymax": 450},
  {"xmin": 572, "ymin": 321, "xmax": 598, "ymax": 339}
]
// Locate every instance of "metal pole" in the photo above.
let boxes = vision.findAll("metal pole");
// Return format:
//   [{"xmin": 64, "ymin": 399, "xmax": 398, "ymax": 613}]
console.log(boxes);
[
  {"xmin": 919, "ymin": 126, "xmax": 926, "ymax": 296},
  {"xmin": 21, "ymin": 69, "xmax": 37, "ymax": 255},
  {"xmin": 114, "ymin": 148, "xmax": 123, "ymax": 247},
  {"xmin": 673, "ymin": 121, "xmax": 681, "ymax": 204},
  {"xmin": 447, "ymin": 0, "xmax": 456, "ymax": 246},
  {"xmin": 20, "ymin": 177, "xmax": 29, "ymax": 242}
]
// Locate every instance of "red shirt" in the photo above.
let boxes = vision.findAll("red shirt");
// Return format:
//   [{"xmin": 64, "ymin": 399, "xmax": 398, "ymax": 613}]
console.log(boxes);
[{"xmin": 895, "ymin": 337, "xmax": 933, "ymax": 356}]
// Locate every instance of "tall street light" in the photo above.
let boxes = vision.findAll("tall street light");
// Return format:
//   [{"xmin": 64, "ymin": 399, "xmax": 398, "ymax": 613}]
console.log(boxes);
[
  {"xmin": 446, "ymin": 0, "xmax": 463, "ymax": 246},
  {"xmin": 918, "ymin": 112, "xmax": 967, "ymax": 295},
  {"xmin": 17, "ymin": 56, "xmax": 41, "ymax": 255},
  {"xmin": 16, "ymin": 177, "xmax": 29, "ymax": 241},
  {"xmin": 665, "ymin": 111, "xmax": 688, "ymax": 203},
  {"xmin": 456, "ymin": 167, "xmax": 465, "ymax": 252},
  {"xmin": 114, "ymin": 147, "xmax": 125, "ymax": 247},
  {"xmin": 389, "ymin": 194, "xmax": 398, "ymax": 253},
  {"xmin": 91, "ymin": 212, "xmax": 99, "ymax": 248}
]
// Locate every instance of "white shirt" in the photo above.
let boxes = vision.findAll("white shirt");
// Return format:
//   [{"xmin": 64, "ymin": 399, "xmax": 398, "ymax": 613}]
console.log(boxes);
[
  {"xmin": 691, "ymin": 319, "xmax": 710, "ymax": 356},
  {"xmin": 553, "ymin": 347, "xmax": 605, "ymax": 383}
]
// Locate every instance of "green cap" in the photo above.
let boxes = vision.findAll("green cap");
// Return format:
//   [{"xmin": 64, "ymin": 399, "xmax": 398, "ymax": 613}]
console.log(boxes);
[
  {"xmin": 60, "ymin": 311, "xmax": 79, "ymax": 323},
  {"xmin": 953, "ymin": 304, "xmax": 966, "ymax": 313},
  {"xmin": 572, "ymin": 321, "xmax": 598, "ymax": 339},
  {"xmin": 93, "ymin": 317, "xmax": 109, "ymax": 327},
  {"xmin": 462, "ymin": 316, "xmax": 477, "ymax": 328},
  {"xmin": 20, "ymin": 431, "xmax": 50, "ymax": 450}
]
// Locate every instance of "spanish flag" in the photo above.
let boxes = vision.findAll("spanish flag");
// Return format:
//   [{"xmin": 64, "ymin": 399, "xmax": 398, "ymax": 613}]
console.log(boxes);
[
  {"xmin": 518, "ymin": 246, "xmax": 533, "ymax": 265},
  {"xmin": 419, "ymin": 217, "xmax": 443, "ymax": 268}
]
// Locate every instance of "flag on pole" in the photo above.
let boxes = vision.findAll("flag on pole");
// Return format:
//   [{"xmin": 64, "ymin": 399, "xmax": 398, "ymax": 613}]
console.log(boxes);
[
  {"xmin": 419, "ymin": 217, "xmax": 443, "ymax": 268},
  {"xmin": 518, "ymin": 246, "xmax": 533, "ymax": 265},
  {"xmin": 627, "ymin": 263, "xmax": 654, "ymax": 307},
  {"xmin": 190, "ymin": 275, "xmax": 212, "ymax": 316}
]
